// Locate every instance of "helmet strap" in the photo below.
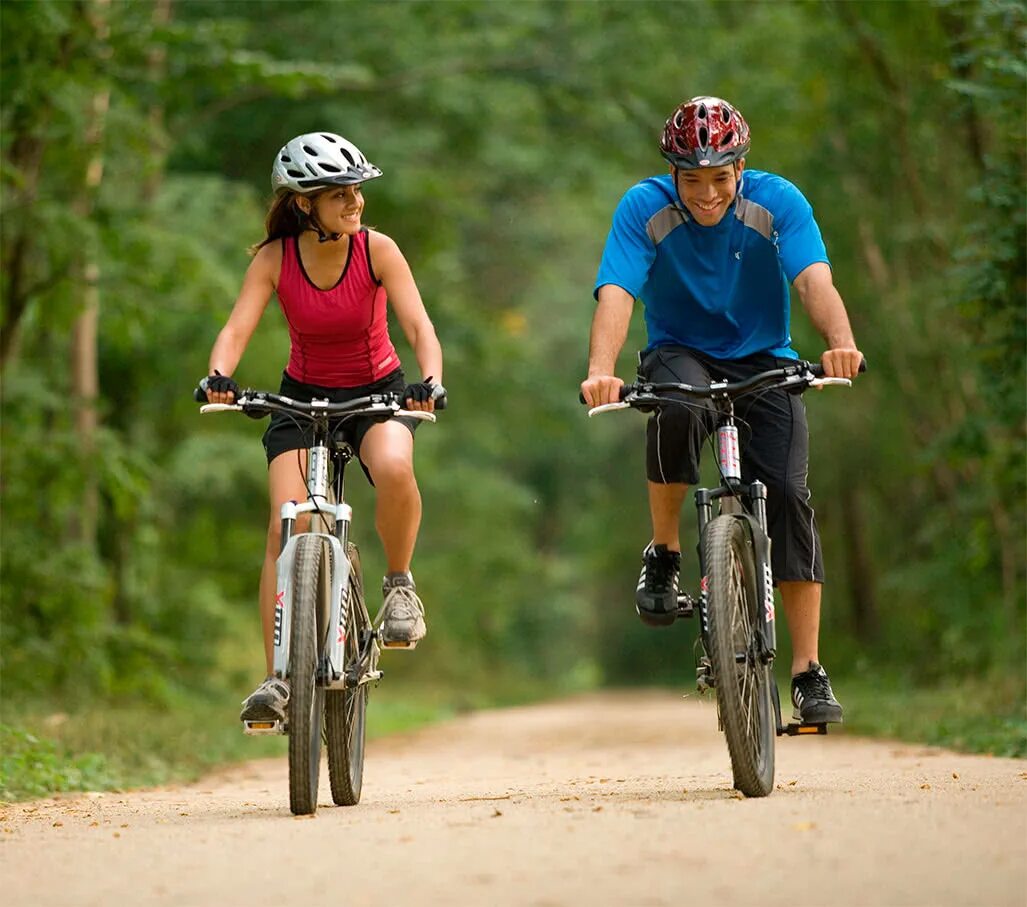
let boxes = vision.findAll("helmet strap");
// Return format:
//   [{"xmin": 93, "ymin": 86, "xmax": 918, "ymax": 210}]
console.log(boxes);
[
  {"xmin": 670, "ymin": 166, "xmax": 690, "ymax": 221},
  {"xmin": 296, "ymin": 194, "xmax": 341, "ymax": 243}
]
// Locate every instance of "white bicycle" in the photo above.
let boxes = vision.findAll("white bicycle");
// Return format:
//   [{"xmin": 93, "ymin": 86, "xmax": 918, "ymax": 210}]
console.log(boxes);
[{"xmin": 198, "ymin": 388, "xmax": 437, "ymax": 815}]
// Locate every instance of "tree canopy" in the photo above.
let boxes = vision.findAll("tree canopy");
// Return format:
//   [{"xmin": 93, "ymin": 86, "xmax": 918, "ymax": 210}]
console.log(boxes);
[{"xmin": 1, "ymin": 0, "xmax": 1024, "ymax": 706}]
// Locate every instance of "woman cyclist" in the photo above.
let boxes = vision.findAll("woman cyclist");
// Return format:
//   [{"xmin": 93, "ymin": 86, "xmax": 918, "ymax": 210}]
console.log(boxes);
[{"xmin": 200, "ymin": 132, "xmax": 445, "ymax": 724}]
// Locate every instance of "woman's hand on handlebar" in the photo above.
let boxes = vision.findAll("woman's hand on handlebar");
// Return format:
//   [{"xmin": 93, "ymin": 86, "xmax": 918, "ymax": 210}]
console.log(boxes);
[
  {"xmin": 580, "ymin": 375, "xmax": 624, "ymax": 407},
  {"xmin": 198, "ymin": 370, "xmax": 240, "ymax": 404},
  {"xmin": 820, "ymin": 348, "xmax": 864, "ymax": 380},
  {"xmin": 402, "ymin": 377, "xmax": 446, "ymax": 412}
]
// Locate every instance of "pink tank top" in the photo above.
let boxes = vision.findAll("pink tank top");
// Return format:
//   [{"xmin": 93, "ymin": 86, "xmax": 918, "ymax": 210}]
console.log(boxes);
[{"xmin": 276, "ymin": 229, "xmax": 399, "ymax": 387}]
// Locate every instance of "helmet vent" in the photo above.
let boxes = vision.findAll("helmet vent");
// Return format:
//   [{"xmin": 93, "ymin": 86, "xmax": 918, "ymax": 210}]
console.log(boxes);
[
  {"xmin": 697, "ymin": 103, "xmax": 708, "ymax": 119},
  {"xmin": 339, "ymin": 148, "xmax": 356, "ymax": 166},
  {"xmin": 280, "ymin": 155, "xmax": 292, "ymax": 163},
  {"xmin": 286, "ymin": 169, "xmax": 304, "ymax": 178},
  {"xmin": 698, "ymin": 126, "xmax": 709, "ymax": 148},
  {"xmin": 320, "ymin": 162, "xmax": 341, "ymax": 173},
  {"xmin": 719, "ymin": 130, "xmax": 734, "ymax": 147},
  {"xmin": 321, "ymin": 134, "xmax": 338, "ymax": 143},
  {"xmin": 304, "ymin": 163, "xmax": 318, "ymax": 176},
  {"xmin": 721, "ymin": 105, "xmax": 732, "ymax": 124}
]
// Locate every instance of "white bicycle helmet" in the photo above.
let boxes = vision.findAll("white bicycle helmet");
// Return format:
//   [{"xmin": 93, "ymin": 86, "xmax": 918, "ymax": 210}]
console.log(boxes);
[{"xmin": 271, "ymin": 132, "xmax": 383, "ymax": 193}]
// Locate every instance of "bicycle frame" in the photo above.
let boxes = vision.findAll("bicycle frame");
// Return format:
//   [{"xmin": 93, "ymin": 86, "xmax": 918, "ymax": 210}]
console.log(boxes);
[
  {"xmin": 201, "ymin": 392, "xmax": 436, "ymax": 693},
  {"xmin": 586, "ymin": 362, "xmax": 856, "ymax": 743},
  {"xmin": 693, "ymin": 402, "xmax": 777, "ymax": 663},
  {"xmin": 272, "ymin": 421, "xmax": 357, "ymax": 690}
]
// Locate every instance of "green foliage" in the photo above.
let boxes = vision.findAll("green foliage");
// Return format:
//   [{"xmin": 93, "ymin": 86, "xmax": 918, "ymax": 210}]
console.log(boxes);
[
  {"xmin": 1, "ymin": 0, "xmax": 1023, "ymax": 785},
  {"xmin": 0, "ymin": 724, "xmax": 118, "ymax": 801}
]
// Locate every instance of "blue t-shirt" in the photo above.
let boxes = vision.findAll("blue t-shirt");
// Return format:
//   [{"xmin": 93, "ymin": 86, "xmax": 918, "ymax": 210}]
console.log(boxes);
[{"xmin": 593, "ymin": 169, "xmax": 829, "ymax": 360}]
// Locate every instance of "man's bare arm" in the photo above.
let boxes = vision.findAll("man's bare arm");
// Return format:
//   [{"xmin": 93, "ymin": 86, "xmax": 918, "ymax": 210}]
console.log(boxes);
[
  {"xmin": 793, "ymin": 262, "xmax": 863, "ymax": 379},
  {"xmin": 581, "ymin": 284, "xmax": 635, "ymax": 405}
]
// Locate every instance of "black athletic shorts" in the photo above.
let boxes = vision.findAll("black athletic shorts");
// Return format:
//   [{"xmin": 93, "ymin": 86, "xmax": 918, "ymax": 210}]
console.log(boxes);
[
  {"xmin": 262, "ymin": 369, "xmax": 418, "ymax": 485},
  {"xmin": 637, "ymin": 345, "xmax": 825, "ymax": 584}
]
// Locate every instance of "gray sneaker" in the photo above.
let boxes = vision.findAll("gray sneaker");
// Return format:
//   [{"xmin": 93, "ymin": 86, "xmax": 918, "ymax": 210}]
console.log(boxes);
[
  {"xmin": 376, "ymin": 573, "xmax": 426, "ymax": 649},
  {"xmin": 240, "ymin": 676, "xmax": 289, "ymax": 722}
]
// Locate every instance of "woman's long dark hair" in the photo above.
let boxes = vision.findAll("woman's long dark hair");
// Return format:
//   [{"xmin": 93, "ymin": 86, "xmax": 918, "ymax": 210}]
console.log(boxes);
[
  {"xmin": 250, "ymin": 189, "xmax": 319, "ymax": 254},
  {"xmin": 250, "ymin": 186, "xmax": 371, "ymax": 255}
]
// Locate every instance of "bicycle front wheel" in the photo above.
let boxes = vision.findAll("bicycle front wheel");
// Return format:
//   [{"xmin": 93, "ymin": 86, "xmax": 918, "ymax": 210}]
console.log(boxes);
[
  {"xmin": 287, "ymin": 535, "xmax": 330, "ymax": 816},
  {"xmin": 703, "ymin": 515, "xmax": 775, "ymax": 797},
  {"xmin": 325, "ymin": 542, "xmax": 369, "ymax": 806}
]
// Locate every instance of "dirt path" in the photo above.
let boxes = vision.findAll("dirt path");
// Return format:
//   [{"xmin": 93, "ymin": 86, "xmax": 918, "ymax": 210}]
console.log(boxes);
[{"xmin": 3, "ymin": 691, "xmax": 1024, "ymax": 907}]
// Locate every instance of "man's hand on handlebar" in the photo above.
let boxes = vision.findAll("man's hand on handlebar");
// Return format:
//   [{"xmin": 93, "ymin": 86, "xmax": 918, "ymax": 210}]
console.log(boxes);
[
  {"xmin": 580, "ymin": 374, "xmax": 625, "ymax": 407},
  {"xmin": 820, "ymin": 348, "xmax": 864, "ymax": 380}
]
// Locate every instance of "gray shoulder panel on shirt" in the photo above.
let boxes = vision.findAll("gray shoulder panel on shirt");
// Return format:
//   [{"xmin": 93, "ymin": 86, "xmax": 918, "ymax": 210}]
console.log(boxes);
[
  {"xmin": 734, "ymin": 197, "xmax": 774, "ymax": 240},
  {"xmin": 646, "ymin": 205, "xmax": 688, "ymax": 245}
]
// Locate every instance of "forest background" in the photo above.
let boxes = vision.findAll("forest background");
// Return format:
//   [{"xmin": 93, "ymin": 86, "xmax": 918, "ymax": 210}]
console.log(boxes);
[{"xmin": 2, "ymin": 0, "xmax": 1024, "ymax": 798}]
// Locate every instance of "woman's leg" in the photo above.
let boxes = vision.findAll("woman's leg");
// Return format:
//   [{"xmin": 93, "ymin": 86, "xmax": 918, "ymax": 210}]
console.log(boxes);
[
  {"xmin": 358, "ymin": 420, "xmax": 426, "ymax": 646},
  {"xmin": 258, "ymin": 450, "xmax": 311, "ymax": 672},
  {"xmin": 359, "ymin": 420, "xmax": 420, "ymax": 573}
]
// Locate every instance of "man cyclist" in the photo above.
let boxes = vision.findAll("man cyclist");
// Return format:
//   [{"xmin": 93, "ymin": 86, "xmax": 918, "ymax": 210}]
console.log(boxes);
[{"xmin": 580, "ymin": 96, "xmax": 862, "ymax": 725}]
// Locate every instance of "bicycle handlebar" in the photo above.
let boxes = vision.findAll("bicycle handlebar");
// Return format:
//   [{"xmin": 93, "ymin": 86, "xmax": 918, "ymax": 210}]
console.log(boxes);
[
  {"xmin": 194, "ymin": 388, "xmax": 441, "ymax": 422},
  {"xmin": 193, "ymin": 385, "xmax": 447, "ymax": 413},
  {"xmin": 579, "ymin": 358, "xmax": 866, "ymax": 407}
]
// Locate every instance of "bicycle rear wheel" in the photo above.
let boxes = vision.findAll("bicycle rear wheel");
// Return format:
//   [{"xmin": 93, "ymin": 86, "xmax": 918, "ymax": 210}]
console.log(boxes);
[
  {"xmin": 702, "ymin": 515, "xmax": 775, "ymax": 797},
  {"xmin": 326, "ymin": 542, "xmax": 369, "ymax": 806},
  {"xmin": 287, "ymin": 535, "xmax": 330, "ymax": 815}
]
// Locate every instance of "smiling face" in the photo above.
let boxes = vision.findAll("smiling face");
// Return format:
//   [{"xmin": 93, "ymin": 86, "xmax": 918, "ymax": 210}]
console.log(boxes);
[
  {"xmin": 299, "ymin": 183, "xmax": 364, "ymax": 236},
  {"xmin": 672, "ymin": 161, "xmax": 744, "ymax": 226}
]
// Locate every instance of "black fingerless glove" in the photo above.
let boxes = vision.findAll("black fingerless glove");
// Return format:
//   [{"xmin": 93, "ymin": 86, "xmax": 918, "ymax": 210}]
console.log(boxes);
[
  {"xmin": 199, "ymin": 370, "xmax": 240, "ymax": 400},
  {"xmin": 403, "ymin": 376, "xmax": 446, "ymax": 406}
]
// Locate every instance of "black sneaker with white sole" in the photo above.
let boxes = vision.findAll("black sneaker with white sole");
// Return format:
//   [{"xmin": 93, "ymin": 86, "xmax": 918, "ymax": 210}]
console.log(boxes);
[
  {"xmin": 635, "ymin": 542, "xmax": 681, "ymax": 627},
  {"xmin": 791, "ymin": 661, "xmax": 843, "ymax": 724}
]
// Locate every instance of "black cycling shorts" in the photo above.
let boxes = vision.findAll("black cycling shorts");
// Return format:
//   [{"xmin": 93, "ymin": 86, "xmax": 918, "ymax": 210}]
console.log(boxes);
[
  {"xmin": 637, "ymin": 345, "xmax": 825, "ymax": 584},
  {"xmin": 262, "ymin": 369, "xmax": 418, "ymax": 485}
]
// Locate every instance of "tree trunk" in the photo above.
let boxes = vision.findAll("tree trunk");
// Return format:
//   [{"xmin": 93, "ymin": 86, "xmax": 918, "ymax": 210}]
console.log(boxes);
[
  {"xmin": 840, "ymin": 486, "xmax": 880, "ymax": 642},
  {"xmin": 142, "ymin": 0, "xmax": 173, "ymax": 201},
  {"xmin": 69, "ymin": 0, "xmax": 111, "ymax": 548}
]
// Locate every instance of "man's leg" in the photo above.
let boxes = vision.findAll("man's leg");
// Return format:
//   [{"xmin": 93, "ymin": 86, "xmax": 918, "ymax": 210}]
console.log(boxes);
[
  {"xmin": 648, "ymin": 480, "xmax": 688, "ymax": 552},
  {"xmin": 730, "ymin": 357, "xmax": 842, "ymax": 723},
  {"xmin": 636, "ymin": 347, "xmax": 711, "ymax": 625},
  {"xmin": 778, "ymin": 580, "xmax": 821, "ymax": 676}
]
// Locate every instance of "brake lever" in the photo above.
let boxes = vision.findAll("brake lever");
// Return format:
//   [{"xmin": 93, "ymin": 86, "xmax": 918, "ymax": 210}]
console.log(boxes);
[
  {"xmin": 809, "ymin": 377, "xmax": 852, "ymax": 388},
  {"xmin": 587, "ymin": 402, "xmax": 631, "ymax": 417}
]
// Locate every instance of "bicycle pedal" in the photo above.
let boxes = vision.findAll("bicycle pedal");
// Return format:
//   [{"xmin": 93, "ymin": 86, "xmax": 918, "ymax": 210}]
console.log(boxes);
[
  {"xmin": 780, "ymin": 722, "xmax": 827, "ymax": 736},
  {"xmin": 381, "ymin": 638, "xmax": 418, "ymax": 650},
  {"xmin": 674, "ymin": 594, "xmax": 696, "ymax": 618},
  {"xmin": 696, "ymin": 656, "xmax": 715, "ymax": 693},
  {"xmin": 243, "ymin": 719, "xmax": 285, "ymax": 736}
]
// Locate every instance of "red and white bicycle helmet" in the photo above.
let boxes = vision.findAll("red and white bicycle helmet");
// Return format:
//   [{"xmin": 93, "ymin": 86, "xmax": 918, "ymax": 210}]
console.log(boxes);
[
  {"xmin": 271, "ymin": 132, "xmax": 382, "ymax": 193},
  {"xmin": 660, "ymin": 97, "xmax": 750, "ymax": 169}
]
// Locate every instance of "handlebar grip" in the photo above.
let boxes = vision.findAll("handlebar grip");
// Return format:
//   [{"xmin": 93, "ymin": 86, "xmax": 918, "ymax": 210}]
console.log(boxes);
[
  {"xmin": 432, "ymin": 391, "xmax": 447, "ymax": 411},
  {"xmin": 579, "ymin": 384, "xmax": 633, "ymax": 405},
  {"xmin": 193, "ymin": 386, "xmax": 208, "ymax": 403},
  {"xmin": 807, "ymin": 357, "xmax": 867, "ymax": 378}
]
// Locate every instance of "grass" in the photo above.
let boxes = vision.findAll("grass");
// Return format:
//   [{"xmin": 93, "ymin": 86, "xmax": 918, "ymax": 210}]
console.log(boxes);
[
  {"xmin": 2, "ymin": 673, "xmax": 1022, "ymax": 802},
  {"xmin": 832, "ymin": 673, "xmax": 1027, "ymax": 758},
  {"xmin": 0, "ymin": 684, "xmax": 461, "ymax": 802}
]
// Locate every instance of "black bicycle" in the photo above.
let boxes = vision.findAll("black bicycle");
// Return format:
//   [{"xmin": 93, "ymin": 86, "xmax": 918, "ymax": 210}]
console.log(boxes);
[
  {"xmin": 197, "ymin": 387, "xmax": 437, "ymax": 814},
  {"xmin": 586, "ymin": 360, "xmax": 860, "ymax": 797}
]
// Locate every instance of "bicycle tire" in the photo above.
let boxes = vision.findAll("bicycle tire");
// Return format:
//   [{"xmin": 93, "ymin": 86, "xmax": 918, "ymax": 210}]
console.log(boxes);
[
  {"xmin": 702, "ymin": 515, "xmax": 775, "ymax": 797},
  {"xmin": 325, "ymin": 542, "xmax": 369, "ymax": 806},
  {"xmin": 287, "ymin": 535, "xmax": 330, "ymax": 815}
]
